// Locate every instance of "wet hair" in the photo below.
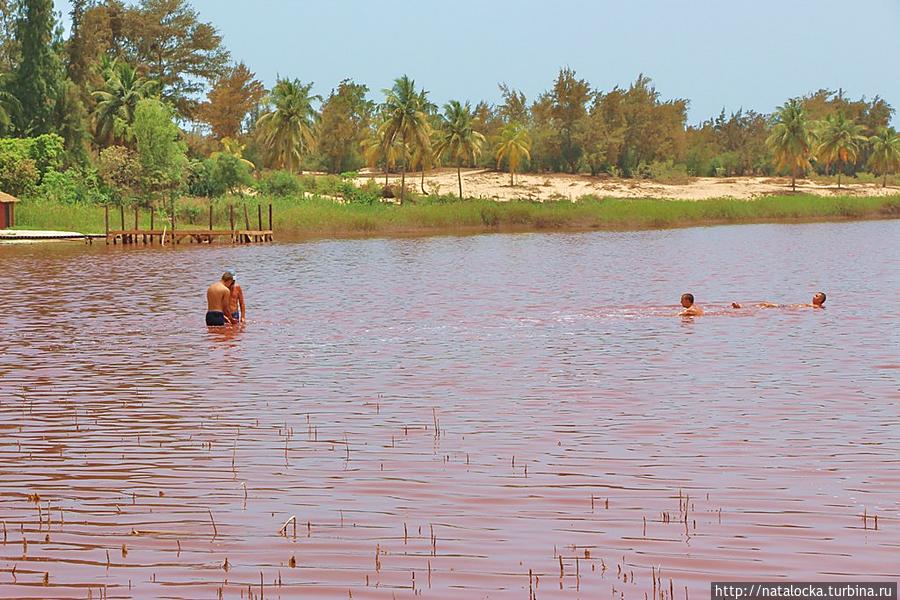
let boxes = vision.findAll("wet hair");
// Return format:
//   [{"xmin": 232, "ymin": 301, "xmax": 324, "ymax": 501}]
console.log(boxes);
[
  {"xmin": 681, "ymin": 293, "xmax": 694, "ymax": 305},
  {"xmin": 221, "ymin": 272, "xmax": 234, "ymax": 282},
  {"xmin": 814, "ymin": 291, "xmax": 826, "ymax": 303}
]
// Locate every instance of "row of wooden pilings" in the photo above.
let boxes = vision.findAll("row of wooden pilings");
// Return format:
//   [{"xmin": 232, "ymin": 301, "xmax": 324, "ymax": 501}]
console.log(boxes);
[{"xmin": 105, "ymin": 202, "xmax": 274, "ymax": 245}]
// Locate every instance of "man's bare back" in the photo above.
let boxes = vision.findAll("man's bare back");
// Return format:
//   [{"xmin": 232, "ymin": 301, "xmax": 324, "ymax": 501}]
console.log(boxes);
[
  {"xmin": 206, "ymin": 273, "xmax": 235, "ymax": 326},
  {"xmin": 207, "ymin": 281, "xmax": 231, "ymax": 312}
]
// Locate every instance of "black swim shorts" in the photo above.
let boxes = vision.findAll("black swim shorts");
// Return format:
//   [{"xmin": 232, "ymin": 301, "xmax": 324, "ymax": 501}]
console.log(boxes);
[{"xmin": 206, "ymin": 311, "xmax": 226, "ymax": 326}]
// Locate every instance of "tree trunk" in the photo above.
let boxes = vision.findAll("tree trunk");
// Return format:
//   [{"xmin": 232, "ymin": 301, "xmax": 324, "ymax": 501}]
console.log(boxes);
[
  {"xmin": 457, "ymin": 164, "xmax": 463, "ymax": 199},
  {"xmin": 421, "ymin": 168, "xmax": 426, "ymax": 194},
  {"xmin": 399, "ymin": 135, "xmax": 407, "ymax": 204},
  {"xmin": 837, "ymin": 171, "xmax": 841, "ymax": 189},
  {"xmin": 884, "ymin": 173, "xmax": 887, "ymax": 188},
  {"xmin": 791, "ymin": 172, "xmax": 796, "ymax": 192},
  {"xmin": 510, "ymin": 170, "xmax": 514, "ymax": 186}
]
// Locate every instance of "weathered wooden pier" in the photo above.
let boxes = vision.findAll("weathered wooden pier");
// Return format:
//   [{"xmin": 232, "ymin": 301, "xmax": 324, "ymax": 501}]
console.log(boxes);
[{"xmin": 105, "ymin": 203, "xmax": 274, "ymax": 245}]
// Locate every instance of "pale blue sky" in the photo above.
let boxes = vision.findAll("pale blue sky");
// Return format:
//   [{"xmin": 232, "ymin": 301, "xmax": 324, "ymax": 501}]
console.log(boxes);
[{"xmin": 53, "ymin": 0, "xmax": 900, "ymax": 124}]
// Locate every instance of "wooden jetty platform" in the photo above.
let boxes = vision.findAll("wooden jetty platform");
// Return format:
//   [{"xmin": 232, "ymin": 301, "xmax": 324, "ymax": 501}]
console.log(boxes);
[
  {"xmin": 105, "ymin": 203, "xmax": 274, "ymax": 245},
  {"xmin": 0, "ymin": 229, "xmax": 105, "ymax": 242}
]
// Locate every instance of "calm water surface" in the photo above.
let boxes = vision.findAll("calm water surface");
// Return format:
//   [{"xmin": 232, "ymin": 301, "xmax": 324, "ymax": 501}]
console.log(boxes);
[{"xmin": 1, "ymin": 221, "xmax": 898, "ymax": 599}]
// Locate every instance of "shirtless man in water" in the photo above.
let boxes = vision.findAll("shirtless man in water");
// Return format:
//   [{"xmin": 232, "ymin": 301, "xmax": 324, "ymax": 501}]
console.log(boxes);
[
  {"xmin": 731, "ymin": 292, "xmax": 826, "ymax": 310},
  {"xmin": 679, "ymin": 293, "xmax": 703, "ymax": 316},
  {"xmin": 206, "ymin": 272, "xmax": 236, "ymax": 326}
]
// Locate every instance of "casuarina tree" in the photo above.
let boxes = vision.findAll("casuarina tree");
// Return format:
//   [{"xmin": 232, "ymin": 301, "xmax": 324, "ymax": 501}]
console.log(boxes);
[{"xmin": 13, "ymin": 0, "xmax": 63, "ymax": 134}]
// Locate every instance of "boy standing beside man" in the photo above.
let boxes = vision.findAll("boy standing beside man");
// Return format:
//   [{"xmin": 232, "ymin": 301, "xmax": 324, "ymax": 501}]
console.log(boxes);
[{"xmin": 227, "ymin": 268, "xmax": 246, "ymax": 324}]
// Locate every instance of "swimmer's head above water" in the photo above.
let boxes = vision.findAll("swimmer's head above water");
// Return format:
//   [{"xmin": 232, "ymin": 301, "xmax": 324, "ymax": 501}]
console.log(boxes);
[
  {"xmin": 679, "ymin": 293, "xmax": 703, "ymax": 316},
  {"xmin": 812, "ymin": 291, "xmax": 826, "ymax": 307}
]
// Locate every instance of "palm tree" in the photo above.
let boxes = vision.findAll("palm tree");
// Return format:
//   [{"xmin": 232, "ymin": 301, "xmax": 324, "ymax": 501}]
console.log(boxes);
[
  {"xmin": 378, "ymin": 76, "xmax": 432, "ymax": 202},
  {"xmin": 92, "ymin": 60, "xmax": 158, "ymax": 146},
  {"xmin": 363, "ymin": 116, "xmax": 402, "ymax": 186},
  {"xmin": 766, "ymin": 99, "xmax": 813, "ymax": 191},
  {"xmin": 815, "ymin": 112, "xmax": 867, "ymax": 188},
  {"xmin": 257, "ymin": 78, "xmax": 319, "ymax": 174},
  {"xmin": 434, "ymin": 100, "xmax": 485, "ymax": 198},
  {"xmin": 867, "ymin": 127, "xmax": 900, "ymax": 188},
  {"xmin": 495, "ymin": 122, "xmax": 531, "ymax": 186}
]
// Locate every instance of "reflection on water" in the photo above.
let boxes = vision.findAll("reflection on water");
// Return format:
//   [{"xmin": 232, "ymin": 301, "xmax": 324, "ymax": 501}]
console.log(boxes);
[{"xmin": 1, "ymin": 221, "xmax": 898, "ymax": 599}]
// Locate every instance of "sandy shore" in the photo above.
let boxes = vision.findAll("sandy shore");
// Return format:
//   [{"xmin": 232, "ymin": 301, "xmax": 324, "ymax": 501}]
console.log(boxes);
[{"xmin": 357, "ymin": 169, "xmax": 897, "ymax": 201}]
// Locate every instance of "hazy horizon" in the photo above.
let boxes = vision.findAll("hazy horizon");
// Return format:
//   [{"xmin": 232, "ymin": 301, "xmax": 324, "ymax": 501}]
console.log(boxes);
[{"xmin": 52, "ymin": 0, "xmax": 900, "ymax": 125}]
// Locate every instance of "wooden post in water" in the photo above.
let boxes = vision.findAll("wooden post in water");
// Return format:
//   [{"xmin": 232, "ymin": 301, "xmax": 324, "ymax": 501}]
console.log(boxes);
[
  {"xmin": 104, "ymin": 205, "xmax": 109, "ymax": 244},
  {"xmin": 209, "ymin": 204, "xmax": 214, "ymax": 232},
  {"xmin": 268, "ymin": 203, "xmax": 273, "ymax": 231},
  {"xmin": 171, "ymin": 205, "xmax": 177, "ymax": 244},
  {"xmin": 149, "ymin": 206, "xmax": 155, "ymax": 244},
  {"xmin": 229, "ymin": 204, "xmax": 235, "ymax": 243},
  {"xmin": 243, "ymin": 203, "xmax": 250, "ymax": 230},
  {"xmin": 257, "ymin": 204, "xmax": 263, "ymax": 232}
]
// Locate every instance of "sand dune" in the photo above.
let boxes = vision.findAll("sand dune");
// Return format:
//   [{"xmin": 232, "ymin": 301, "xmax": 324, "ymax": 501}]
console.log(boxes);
[{"xmin": 357, "ymin": 168, "xmax": 897, "ymax": 201}]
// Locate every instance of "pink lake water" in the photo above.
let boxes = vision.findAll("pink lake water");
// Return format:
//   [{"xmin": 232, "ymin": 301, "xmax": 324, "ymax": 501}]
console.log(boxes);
[{"xmin": 0, "ymin": 220, "xmax": 898, "ymax": 599}]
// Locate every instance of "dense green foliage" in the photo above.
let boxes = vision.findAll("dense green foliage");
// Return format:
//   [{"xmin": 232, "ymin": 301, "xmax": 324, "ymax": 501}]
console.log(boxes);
[
  {"xmin": 0, "ymin": 0, "xmax": 897, "ymax": 224},
  {"xmin": 0, "ymin": 132, "xmax": 63, "ymax": 194},
  {"xmin": 11, "ymin": 0, "xmax": 61, "ymax": 134},
  {"xmin": 132, "ymin": 98, "xmax": 187, "ymax": 204}
]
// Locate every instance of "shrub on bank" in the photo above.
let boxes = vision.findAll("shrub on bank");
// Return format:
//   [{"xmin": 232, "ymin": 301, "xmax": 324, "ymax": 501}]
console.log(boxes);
[
  {"xmin": 187, "ymin": 154, "xmax": 254, "ymax": 198},
  {"xmin": 257, "ymin": 170, "xmax": 301, "ymax": 196},
  {"xmin": 0, "ymin": 156, "xmax": 38, "ymax": 196},
  {"xmin": 33, "ymin": 168, "xmax": 108, "ymax": 204},
  {"xmin": 339, "ymin": 179, "xmax": 381, "ymax": 204},
  {"xmin": 0, "ymin": 134, "xmax": 65, "ymax": 195}
]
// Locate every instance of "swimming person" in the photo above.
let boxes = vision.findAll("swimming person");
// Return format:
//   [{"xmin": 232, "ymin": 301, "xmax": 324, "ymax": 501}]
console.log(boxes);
[
  {"xmin": 679, "ymin": 293, "xmax": 703, "ymax": 316},
  {"xmin": 226, "ymin": 268, "xmax": 246, "ymax": 323},
  {"xmin": 797, "ymin": 292, "xmax": 826, "ymax": 309},
  {"xmin": 731, "ymin": 292, "xmax": 825, "ymax": 310},
  {"xmin": 206, "ymin": 272, "xmax": 236, "ymax": 326}
]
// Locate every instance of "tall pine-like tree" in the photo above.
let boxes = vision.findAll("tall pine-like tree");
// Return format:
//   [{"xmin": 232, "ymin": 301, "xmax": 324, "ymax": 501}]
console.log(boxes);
[{"xmin": 13, "ymin": 0, "xmax": 63, "ymax": 134}]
